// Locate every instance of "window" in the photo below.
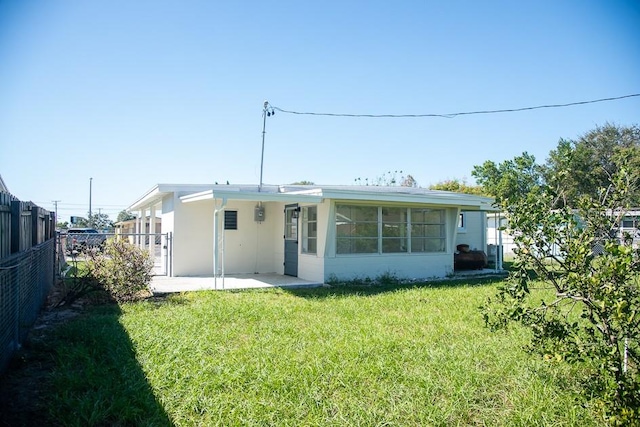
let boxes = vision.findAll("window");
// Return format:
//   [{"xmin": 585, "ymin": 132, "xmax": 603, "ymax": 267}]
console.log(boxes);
[
  {"xmin": 458, "ymin": 212, "xmax": 465, "ymax": 230},
  {"xmin": 285, "ymin": 206, "xmax": 298, "ymax": 240},
  {"xmin": 335, "ymin": 205, "xmax": 446, "ymax": 254},
  {"xmin": 302, "ymin": 206, "xmax": 318, "ymax": 254},
  {"xmin": 410, "ymin": 208, "xmax": 446, "ymax": 253},
  {"xmin": 224, "ymin": 210, "xmax": 238, "ymax": 230},
  {"xmin": 336, "ymin": 205, "xmax": 378, "ymax": 254},
  {"xmin": 382, "ymin": 207, "xmax": 407, "ymax": 253},
  {"xmin": 622, "ymin": 217, "xmax": 637, "ymax": 228}
]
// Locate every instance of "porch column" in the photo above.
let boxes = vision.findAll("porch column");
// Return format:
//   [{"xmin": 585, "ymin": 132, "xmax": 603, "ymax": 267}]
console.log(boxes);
[
  {"xmin": 149, "ymin": 205, "xmax": 156, "ymax": 261},
  {"xmin": 138, "ymin": 209, "xmax": 145, "ymax": 248}
]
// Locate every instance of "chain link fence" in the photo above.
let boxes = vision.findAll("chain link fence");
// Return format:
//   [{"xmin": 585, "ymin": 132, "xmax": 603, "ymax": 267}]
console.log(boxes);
[{"xmin": 0, "ymin": 239, "xmax": 55, "ymax": 375}]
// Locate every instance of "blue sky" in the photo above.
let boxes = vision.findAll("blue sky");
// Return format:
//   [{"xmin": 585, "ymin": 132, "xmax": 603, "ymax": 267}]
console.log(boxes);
[{"xmin": 1, "ymin": 1, "xmax": 639, "ymax": 222}]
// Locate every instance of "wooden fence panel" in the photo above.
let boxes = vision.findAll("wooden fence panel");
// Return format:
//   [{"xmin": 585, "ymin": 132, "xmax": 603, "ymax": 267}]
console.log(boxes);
[
  {"xmin": 10, "ymin": 201, "xmax": 36, "ymax": 254},
  {"xmin": 1, "ymin": 192, "xmax": 52, "ymax": 259},
  {"xmin": 0, "ymin": 193, "xmax": 11, "ymax": 258}
]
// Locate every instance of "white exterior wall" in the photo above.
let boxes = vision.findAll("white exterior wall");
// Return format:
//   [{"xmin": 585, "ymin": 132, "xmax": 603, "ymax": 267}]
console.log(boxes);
[
  {"xmin": 322, "ymin": 203, "xmax": 459, "ymax": 281},
  {"xmin": 455, "ymin": 211, "xmax": 486, "ymax": 251},
  {"xmin": 172, "ymin": 195, "xmax": 214, "ymax": 276},
  {"xmin": 297, "ymin": 200, "xmax": 330, "ymax": 283},
  {"xmin": 324, "ymin": 253, "xmax": 453, "ymax": 281},
  {"xmin": 222, "ymin": 200, "xmax": 284, "ymax": 274}
]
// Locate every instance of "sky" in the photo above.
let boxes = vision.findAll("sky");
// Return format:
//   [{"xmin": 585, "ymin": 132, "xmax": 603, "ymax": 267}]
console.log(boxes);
[{"xmin": 1, "ymin": 1, "xmax": 639, "ymax": 223}]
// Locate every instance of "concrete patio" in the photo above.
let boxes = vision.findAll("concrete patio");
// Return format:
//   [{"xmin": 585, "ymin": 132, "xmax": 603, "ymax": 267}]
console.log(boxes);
[
  {"xmin": 150, "ymin": 268, "xmax": 507, "ymax": 294},
  {"xmin": 151, "ymin": 273, "xmax": 323, "ymax": 293}
]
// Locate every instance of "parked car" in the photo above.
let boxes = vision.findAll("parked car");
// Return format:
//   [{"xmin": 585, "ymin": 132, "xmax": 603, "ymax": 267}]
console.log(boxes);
[{"xmin": 66, "ymin": 228, "xmax": 107, "ymax": 253}]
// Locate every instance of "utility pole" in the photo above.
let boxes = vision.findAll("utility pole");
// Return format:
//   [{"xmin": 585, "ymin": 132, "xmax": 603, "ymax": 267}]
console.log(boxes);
[
  {"xmin": 52, "ymin": 200, "xmax": 60, "ymax": 225},
  {"xmin": 259, "ymin": 101, "xmax": 274, "ymax": 192},
  {"xmin": 89, "ymin": 177, "xmax": 93, "ymax": 227}
]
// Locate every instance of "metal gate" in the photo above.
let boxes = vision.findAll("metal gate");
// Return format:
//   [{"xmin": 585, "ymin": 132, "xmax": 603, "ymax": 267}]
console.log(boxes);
[{"xmin": 63, "ymin": 232, "xmax": 172, "ymax": 276}]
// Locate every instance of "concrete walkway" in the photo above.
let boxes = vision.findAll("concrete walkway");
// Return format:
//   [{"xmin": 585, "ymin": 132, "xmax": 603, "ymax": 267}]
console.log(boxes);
[
  {"xmin": 151, "ymin": 273, "xmax": 323, "ymax": 293},
  {"xmin": 151, "ymin": 269, "xmax": 506, "ymax": 294}
]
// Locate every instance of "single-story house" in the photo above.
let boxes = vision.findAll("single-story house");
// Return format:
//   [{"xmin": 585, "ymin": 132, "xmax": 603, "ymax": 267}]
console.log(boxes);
[{"xmin": 128, "ymin": 184, "xmax": 497, "ymax": 282}]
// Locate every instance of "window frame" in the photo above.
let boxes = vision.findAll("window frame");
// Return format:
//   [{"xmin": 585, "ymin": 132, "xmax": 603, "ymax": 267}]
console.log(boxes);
[
  {"xmin": 336, "ymin": 205, "xmax": 379, "ymax": 254},
  {"xmin": 457, "ymin": 212, "xmax": 466, "ymax": 232},
  {"xmin": 301, "ymin": 205, "xmax": 318, "ymax": 254},
  {"xmin": 335, "ymin": 204, "xmax": 447, "ymax": 255}
]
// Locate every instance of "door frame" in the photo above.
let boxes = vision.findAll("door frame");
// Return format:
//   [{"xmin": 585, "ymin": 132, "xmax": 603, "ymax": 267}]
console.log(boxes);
[{"xmin": 284, "ymin": 204, "xmax": 299, "ymax": 276}]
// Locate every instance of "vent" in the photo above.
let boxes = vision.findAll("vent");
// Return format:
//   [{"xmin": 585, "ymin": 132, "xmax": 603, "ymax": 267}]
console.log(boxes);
[{"xmin": 224, "ymin": 211, "xmax": 238, "ymax": 230}]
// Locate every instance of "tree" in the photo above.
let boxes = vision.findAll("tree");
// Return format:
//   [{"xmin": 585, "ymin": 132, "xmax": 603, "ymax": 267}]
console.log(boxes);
[
  {"xmin": 56, "ymin": 221, "xmax": 69, "ymax": 229},
  {"xmin": 75, "ymin": 212, "xmax": 113, "ymax": 230},
  {"xmin": 472, "ymin": 152, "xmax": 544, "ymax": 204},
  {"xmin": 354, "ymin": 170, "xmax": 418, "ymax": 187},
  {"xmin": 116, "ymin": 210, "xmax": 136, "ymax": 222},
  {"xmin": 401, "ymin": 174, "xmax": 418, "ymax": 188},
  {"xmin": 429, "ymin": 178, "xmax": 486, "ymax": 195},
  {"xmin": 290, "ymin": 180, "xmax": 315, "ymax": 185},
  {"xmin": 478, "ymin": 124, "xmax": 640, "ymax": 424},
  {"xmin": 545, "ymin": 123, "xmax": 640, "ymax": 207}
]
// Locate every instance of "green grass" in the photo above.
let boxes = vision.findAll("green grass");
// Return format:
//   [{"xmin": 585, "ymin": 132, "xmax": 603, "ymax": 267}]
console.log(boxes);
[{"xmin": 40, "ymin": 279, "xmax": 598, "ymax": 426}]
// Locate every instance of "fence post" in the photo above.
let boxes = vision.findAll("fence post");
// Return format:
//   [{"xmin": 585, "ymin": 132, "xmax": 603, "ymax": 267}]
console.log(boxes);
[
  {"xmin": 32, "ymin": 206, "xmax": 40, "ymax": 246},
  {"xmin": 10, "ymin": 201, "xmax": 21, "ymax": 254}
]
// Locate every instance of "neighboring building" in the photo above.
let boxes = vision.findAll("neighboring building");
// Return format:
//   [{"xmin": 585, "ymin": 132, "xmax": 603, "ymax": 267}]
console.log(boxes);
[
  {"xmin": 128, "ymin": 184, "xmax": 497, "ymax": 282},
  {"xmin": 487, "ymin": 213, "xmax": 516, "ymax": 257},
  {"xmin": 486, "ymin": 209, "xmax": 640, "ymax": 258},
  {"xmin": 618, "ymin": 210, "xmax": 640, "ymax": 248},
  {"xmin": 114, "ymin": 217, "xmax": 162, "ymax": 244}
]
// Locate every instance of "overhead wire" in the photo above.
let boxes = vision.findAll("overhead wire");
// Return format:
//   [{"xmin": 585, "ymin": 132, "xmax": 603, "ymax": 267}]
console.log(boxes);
[{"xmin": 271, "ymin": 93, "xmax": 640, "ymax": 119}]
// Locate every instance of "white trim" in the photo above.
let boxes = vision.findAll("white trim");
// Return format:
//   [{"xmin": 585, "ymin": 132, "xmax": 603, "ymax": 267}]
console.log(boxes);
[{"xmin": 130, "ymin": 183, "xmax": 497, "ymax": 212}]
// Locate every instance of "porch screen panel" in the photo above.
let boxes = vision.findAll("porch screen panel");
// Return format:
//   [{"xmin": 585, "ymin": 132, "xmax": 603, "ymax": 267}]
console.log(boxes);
[
  {"xmin": 382, "ymin": 207, "xmax": 408, "ymax": 253},
  {"xmin": 336, "ymin": 205, "xmax": 378, "ymax": 254},
  {"xmin": 410, "ymin": 208, "xmax": 445, "ymax": 252}
]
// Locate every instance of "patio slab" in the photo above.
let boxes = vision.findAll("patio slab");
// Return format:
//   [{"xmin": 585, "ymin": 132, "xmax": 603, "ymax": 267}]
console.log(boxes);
[
  {"xmin": 151, "ymin": 273, "xmax": 323, "ymax": 293},
  {"xmin": 151, "ymin": 268, "xmax": 506, "ymax": 293}
]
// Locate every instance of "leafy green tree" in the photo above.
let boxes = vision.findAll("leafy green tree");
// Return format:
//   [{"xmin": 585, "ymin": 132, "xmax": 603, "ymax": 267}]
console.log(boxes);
[
  {"xmin": 116, "ymin": 210, "xmax": 136, "ymax": 222},
  {"xmin": 291, "ymin": 180, "xmax": 315, "ymax": 185},
  {"xmin": 545, "ymin": 123, "xmax": 640, "ymax": 207},
  {"xmin": 478, "ymin": 126, "xmax": 640, "ymax": 424},
  {"xmin": 472, "ymin": 152, "xmax": 544, "ymax": 204},
  {"xmin": 429, "ymin": 178, "xmax": 486, "ymax": 195},
  {"xmin": 56, "ymin": 221, "xmax": 69, "ymax": 229},
  {"xmin": 75, "ymin": 212, "xmax": 113, "ymax": 230}
]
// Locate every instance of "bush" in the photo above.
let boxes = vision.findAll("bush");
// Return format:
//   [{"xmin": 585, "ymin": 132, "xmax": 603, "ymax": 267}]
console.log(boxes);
[{"xmin": 86, "ymin": 240, "xmax": 154, "ymax": 302}]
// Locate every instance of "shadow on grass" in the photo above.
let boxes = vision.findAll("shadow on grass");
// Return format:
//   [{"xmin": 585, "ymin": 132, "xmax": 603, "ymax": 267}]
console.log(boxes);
[
  {"xmin": 283, "ymin": 274, "xmax": 509, "ymax": 300},
  {"xmin": 1, "ymin": 298, "xmax": 173, "ymax": 426}
]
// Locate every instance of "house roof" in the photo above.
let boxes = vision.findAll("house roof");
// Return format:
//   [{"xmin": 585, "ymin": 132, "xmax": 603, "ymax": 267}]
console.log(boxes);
[{"xmin": 130, "ymin": 183, "xmax": 497, "ymax": 211}]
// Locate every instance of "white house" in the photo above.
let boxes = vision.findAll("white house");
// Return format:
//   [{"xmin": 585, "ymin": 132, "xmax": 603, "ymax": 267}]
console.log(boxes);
[{"xmin": 128, "ymin": 184, "xmax": 496, "ymax": 283}]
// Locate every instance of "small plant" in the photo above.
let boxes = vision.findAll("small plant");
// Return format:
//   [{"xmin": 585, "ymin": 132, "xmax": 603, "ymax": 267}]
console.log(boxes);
[
  {"xmin": 55, "ymin": 256, "xmax": 103, "ymax": 307},
  {"xmin": 86, "ymin": 240, "xmax": 154, "ymax": 302},
  {"xmin": 376, "ymin": 270, "xmax": 400, "ymax": 285}
]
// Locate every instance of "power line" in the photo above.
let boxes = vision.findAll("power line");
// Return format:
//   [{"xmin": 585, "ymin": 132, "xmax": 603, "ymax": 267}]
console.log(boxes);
[{"xmin": 271, "ymin": 93, "xmax": 640, "ymax": 119}]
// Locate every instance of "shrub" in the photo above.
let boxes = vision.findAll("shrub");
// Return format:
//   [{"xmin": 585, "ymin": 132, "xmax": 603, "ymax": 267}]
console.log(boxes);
[{"xmin": 86, "ymin": 240, "xmax": 154, "ymax": 302}]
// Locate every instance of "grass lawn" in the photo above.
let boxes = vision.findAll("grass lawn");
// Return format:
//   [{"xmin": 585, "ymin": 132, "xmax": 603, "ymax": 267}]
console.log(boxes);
[{"xmin": 20, "ymin": 279, "xmax": 599, "ymax": 426}]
